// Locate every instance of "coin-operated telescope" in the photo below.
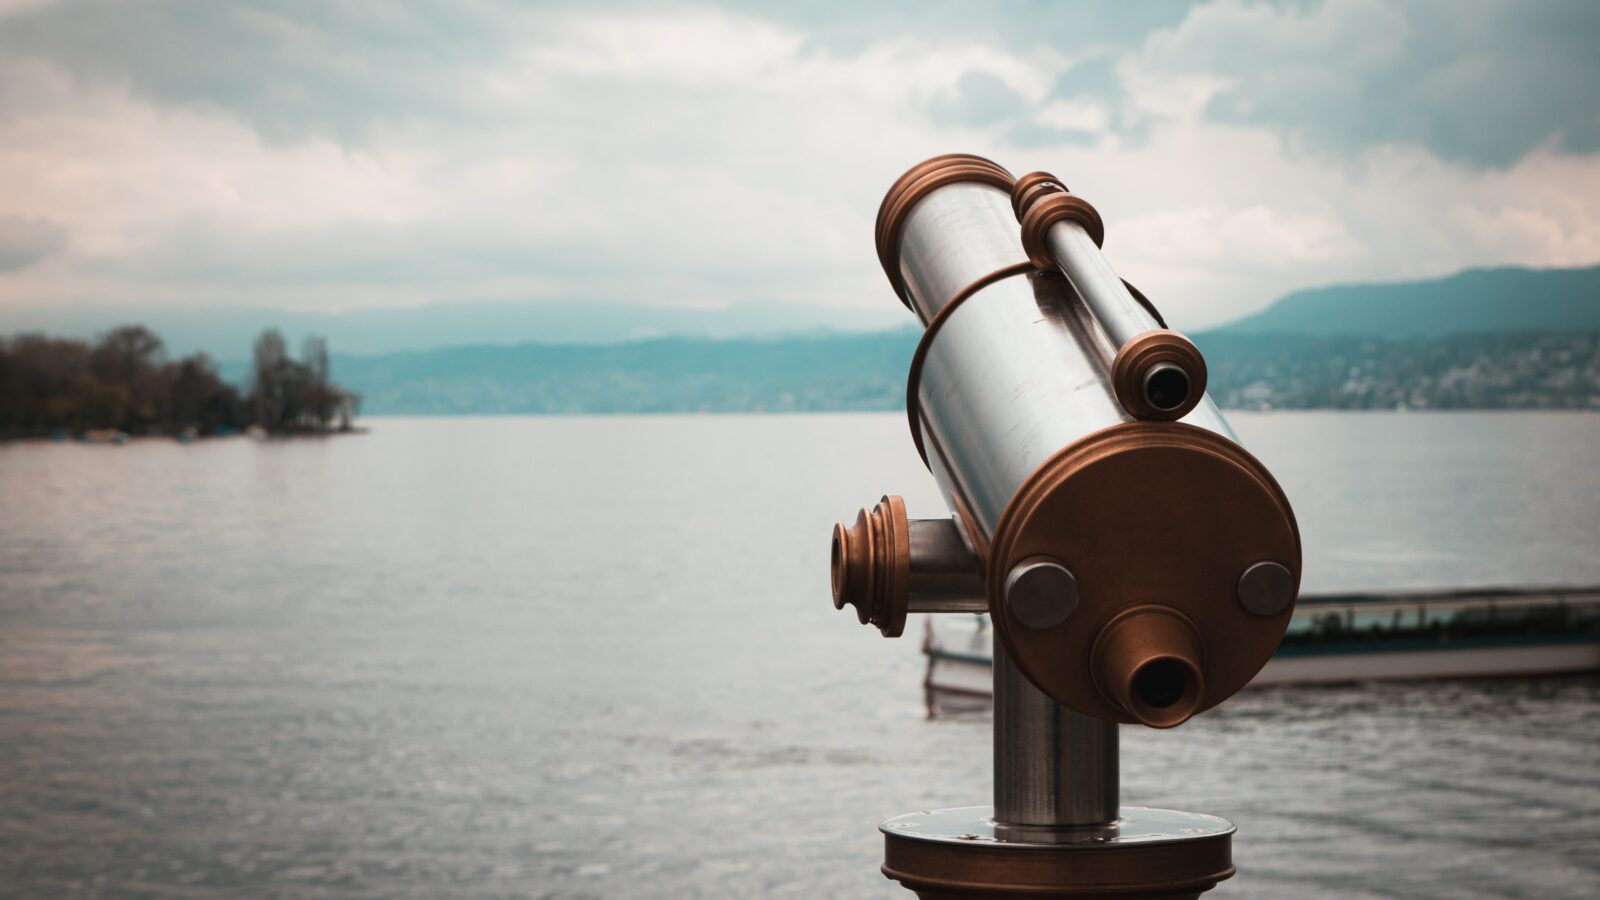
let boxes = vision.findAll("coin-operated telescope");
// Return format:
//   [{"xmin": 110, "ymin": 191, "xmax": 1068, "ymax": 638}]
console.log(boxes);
[{"xmin": 830, "ymin": 155, "xmax": 1301, "ymax": 898}]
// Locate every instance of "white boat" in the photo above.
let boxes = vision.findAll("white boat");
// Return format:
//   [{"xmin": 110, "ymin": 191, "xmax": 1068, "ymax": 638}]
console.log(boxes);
[{"xmin": 923, "ymin": 586, "xmax": 1600, "ymax": 715}]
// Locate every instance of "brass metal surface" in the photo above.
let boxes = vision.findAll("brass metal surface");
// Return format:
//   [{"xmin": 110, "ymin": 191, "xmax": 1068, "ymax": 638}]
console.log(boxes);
[
  {"xmin": 986, "ymin": 423, "xmax": 1301, "ymax": 723},
  {"xmin": 1111, "ymin": 330, "xmax": 1208, "ymax": 421},
  {"xmin": 1011, "ymin": 170, "xmax": 1067, "ymax": 217},
  {"xmin": 881, "ymin": 806, "xmax": 1234, "ymax": 899},
  {"xmin": 875, "ymin": 154, "xmax": 1016, "ymax": 312},
  {"xmin": 832, "ymin": 495, "xmax": 911, "ymax": 637},
  {"xmin": 1090, "ymin": 605, "xmax": 1206, "ymax": 728}
]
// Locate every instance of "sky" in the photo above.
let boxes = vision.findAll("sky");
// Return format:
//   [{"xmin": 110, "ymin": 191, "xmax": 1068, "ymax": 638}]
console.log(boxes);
[{"xmin": 0, "ymin": 0, "xmax": 1597, "ymax": 334}]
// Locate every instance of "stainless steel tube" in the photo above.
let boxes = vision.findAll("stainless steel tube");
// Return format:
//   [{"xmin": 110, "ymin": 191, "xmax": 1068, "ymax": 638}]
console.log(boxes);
[
  {"xmin": 905, "ymin": 518, "xmax": 987, "ymax": 613},
  {"xmin": 1044, "ymin": 220, "xmax": 1159, "ymax": 350},
  {"xmin": 994, "ymin": 641, "xmax": 1119, "ymax": 827},
  {"xmin": 916, "ymin": 270, "xmax": 1125, "ymax": 537},
  {"xmin": 897, "ymin": 183, "xmax": 1029, "ymax": 323}
]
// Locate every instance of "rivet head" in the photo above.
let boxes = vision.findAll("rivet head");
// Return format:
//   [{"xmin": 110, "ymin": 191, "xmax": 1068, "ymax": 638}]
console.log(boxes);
[
  {"xmin": 1237, "ymin": 561, "xmax": 1295, "ymax": 616},
  {"xmin": 1004, "ymin": 558, "xmax": 1077, "ymax": 630}
]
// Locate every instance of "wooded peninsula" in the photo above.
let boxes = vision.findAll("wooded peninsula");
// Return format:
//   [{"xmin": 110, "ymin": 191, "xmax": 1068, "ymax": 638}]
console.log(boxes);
[{"xmin": 0, "ymin": 326, "xmax": 357, "ymax": 440}]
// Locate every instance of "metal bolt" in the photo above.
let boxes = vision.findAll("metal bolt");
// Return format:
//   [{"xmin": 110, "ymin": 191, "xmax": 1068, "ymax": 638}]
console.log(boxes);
[
  {"xmin": 1004, "ymin": 558, "xmax": 1078, "ymax": 630},
  {"xmin": 1237, "ymin": 561, "xmax": 1295, "ymax": 616}
]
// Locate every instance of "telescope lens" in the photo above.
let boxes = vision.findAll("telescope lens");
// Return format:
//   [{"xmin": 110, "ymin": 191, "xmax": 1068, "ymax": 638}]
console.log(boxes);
[
  {"xmin": 1143, "ymin": 365, "xmax": 1190, "ymax": 412},
  {"xmin": 1132, "ymin": 658, "xmax": 1189, "ymax": 710}
]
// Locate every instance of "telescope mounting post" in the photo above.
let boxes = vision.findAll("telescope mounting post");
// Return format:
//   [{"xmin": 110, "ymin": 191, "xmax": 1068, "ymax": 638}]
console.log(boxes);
[{"xmin": 829, "ymin": 155, "xmax": 1303, "ymax": 898}]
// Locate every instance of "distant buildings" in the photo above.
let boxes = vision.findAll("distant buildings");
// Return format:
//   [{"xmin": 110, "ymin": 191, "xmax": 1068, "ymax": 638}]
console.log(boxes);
[{"xmin": 1202, "ymin": 332, "xmax": 1600, "ymax": 411}]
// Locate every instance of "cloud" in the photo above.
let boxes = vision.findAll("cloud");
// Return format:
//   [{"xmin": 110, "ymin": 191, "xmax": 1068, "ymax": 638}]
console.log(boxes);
[
  {"xmin": 0, "ymin": 1, "xmax": 1597, "ymax": 332},
  {"xmin": 1133, "ymin": 0, "xmax": 1600, "ymax": 167},
  {"xmin": 0, "ymin": 216, "xmax": 66, "ymax": 273},
  {"xmin": 0, "ymin": 1, "xmax": 545, "ymax": 143}
]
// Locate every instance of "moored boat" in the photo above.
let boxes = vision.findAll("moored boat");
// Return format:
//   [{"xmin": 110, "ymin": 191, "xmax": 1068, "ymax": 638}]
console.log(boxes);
[{"xmin": 924, "ymin": 586, "xmax": 1600, "ymax": 715}]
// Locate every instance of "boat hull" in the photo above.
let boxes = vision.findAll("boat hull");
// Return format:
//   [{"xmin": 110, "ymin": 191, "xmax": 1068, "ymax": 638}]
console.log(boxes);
[{"xmin": 923, "ymin": 587, "xmax": 1600, "ymax": 713}]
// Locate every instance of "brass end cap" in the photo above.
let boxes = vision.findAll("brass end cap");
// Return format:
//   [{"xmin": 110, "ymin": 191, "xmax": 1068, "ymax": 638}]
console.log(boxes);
[
  {"xmin": 1091, "ymin": 605, "xmax": 1206, "ymax": 728},
  {"xmin": 1018, "ymin": 190, "xmax": 1104, "ymax": 270},
  {"xmin": 1111, "ymin": 329, "xmax": 1208, "ymax": 421},
  {"xmin": 831, "ymin": 495, "xmax": 910, "ymax": 637},
  {"xmin": 985, "ymin": 423, "xmax": 1301, "ymax": 725},
  {"xmin": 875, "ymin": 154, "xmax": 1015, "ymax": 312}
]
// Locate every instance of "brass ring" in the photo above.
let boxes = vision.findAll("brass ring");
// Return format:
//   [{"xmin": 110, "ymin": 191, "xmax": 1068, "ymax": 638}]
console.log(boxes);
[
  {"xmin": 1019, "ymin": 192, "xmax": 1104, "ymax": 270},
  {"xmin": 1110, "ymin": 329, "xmax": 1208, "ymax": 421},
  {"xmin": 1010, "ymin": 170, "xmax": 1066, "ymax": 218}
]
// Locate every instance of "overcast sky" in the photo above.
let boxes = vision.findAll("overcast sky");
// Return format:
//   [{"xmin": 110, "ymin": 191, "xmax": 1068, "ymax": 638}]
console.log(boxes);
[{"xmin": 0, "ymin": 0, "xmax": 1597, "ymax": 331}]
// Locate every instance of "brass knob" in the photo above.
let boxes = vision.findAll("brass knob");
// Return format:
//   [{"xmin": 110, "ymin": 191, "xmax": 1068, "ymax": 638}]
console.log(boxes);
[{"xmin": 831, "ymin": 495, "xmax": 910, "ymax": 638}]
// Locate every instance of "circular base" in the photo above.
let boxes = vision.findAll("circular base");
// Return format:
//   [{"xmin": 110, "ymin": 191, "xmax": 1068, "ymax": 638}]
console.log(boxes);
[{"xmin": 881, "ymin": 806, "xmax": 1234, "ymax": 899}]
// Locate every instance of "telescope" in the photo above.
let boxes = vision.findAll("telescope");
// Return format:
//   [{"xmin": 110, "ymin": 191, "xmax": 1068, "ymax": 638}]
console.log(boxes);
[{"xmin": 830, "ymin": 155, "xmax": 1302, "ymax": 897}]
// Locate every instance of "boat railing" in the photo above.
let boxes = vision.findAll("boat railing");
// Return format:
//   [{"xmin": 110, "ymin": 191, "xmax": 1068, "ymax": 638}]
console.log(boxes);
[{"xmin": 1282, "ymin": 586, "xmax": 1600, "ymax": 647}]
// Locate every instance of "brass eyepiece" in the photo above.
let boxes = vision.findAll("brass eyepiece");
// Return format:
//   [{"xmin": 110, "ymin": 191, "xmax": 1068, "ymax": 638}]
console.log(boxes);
[
  {"xmin": 1111, "ymin": 330, "xmax": 1208, "ymax": 421},
  {"xmin": 1091, "ymin": 605, "xmax": 1206, "ymax": 728}
]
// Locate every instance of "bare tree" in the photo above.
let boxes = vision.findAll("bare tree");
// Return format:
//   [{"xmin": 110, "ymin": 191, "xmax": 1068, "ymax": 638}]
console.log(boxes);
[
  {"xmin": 302, "ymin": 335, "xmax": 335, "ymax": 430},
  {"xmin": 251, "ymin": 329, "xmax": 293, "ymax": 431}
]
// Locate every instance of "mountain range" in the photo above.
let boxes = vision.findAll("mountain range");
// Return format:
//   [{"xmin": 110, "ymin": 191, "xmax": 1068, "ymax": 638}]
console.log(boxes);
[
  {"xmin": 10, "ymin": 264, "xmax": 1600, "ymax": 413},
  {"xmin": 0, "ymin": 297, "xmax": 906, "ymax": 357},
  {"xmin": 1218, "ymin": 265, "xmax": 1600, "ymax": 336}
]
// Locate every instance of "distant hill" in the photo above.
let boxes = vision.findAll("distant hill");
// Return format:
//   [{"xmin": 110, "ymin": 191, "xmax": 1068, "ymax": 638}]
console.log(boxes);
[
  {"xmin": 321, "ymin": 329, "xmax": 919, "ymax": 415},
  {"xmin": 11, "ymin": 265, "xmax": 1595, "ymax": 359},
  {"xmin": 1194, "ymin": 331, "xmax": 1599, "ymax": 411},
  {"xmin": 1216, "ymin": 265, "xmax": 1600, "ymax": 336},
  {"xmin": 0, "ymin": 297, "xmax": 906, "ymax": 358},
  {"xmin": 17, "ymin": 264, "xmax": 1600, "ymax": 414},
  {"xmin": 271, "ymin": 326, "xmax": 1596, "ymax": 415}
]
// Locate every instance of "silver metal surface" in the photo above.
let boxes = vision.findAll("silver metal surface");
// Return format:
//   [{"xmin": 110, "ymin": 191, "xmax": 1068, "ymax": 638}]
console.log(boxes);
[
  {"xmin": 1237, "ymin": 561, "xmax": 1297, "ymax": 616},
  {"xmin": 916, "ymin": 271, "xmax": 1240, "ymax": 542},
  {"xmin": 881, "ymin": 805, "xmax": 1234, "ymax": 847},
  {"xmin": 1044, "ymin": 220, "xmax": 1160, "ymax": 350},
  {"xmin": 916, "ymin": 271, "xmax": 1126, "ymax": 537},
  {"xmin": 993, "ymin": 643, "xmax": 1119, "ymax": 827},
  {"xmin": 896, "ymin": 183, "xmax": 1026, "ymax": 323},
  {"xmin": 906, "ymin": 518, "xmax": 987, "ymax": 614},
  {"xmin": 1004, "ymin": 558, "xmax": 1078, "ymax": 629}
]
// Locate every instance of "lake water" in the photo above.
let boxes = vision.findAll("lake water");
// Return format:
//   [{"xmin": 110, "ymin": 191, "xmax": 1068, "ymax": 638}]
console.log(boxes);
[{"xmin": 1, "ymin": 412, "xmax": 1597, "ymax": 899}]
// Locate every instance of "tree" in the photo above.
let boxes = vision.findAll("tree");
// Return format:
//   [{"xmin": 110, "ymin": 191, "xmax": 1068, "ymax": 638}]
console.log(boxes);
[
  {"xmin": 90, "ymin": 325, "xmax": 166, "ymax": 432},
  {"xmin": 0, "ymin": 325, "xmax": 352, "ymax": 438},
  {"xmin": 166, "ymin": 354, "xmax": 243, "ymax": 434},
  {"xmin": 251, "ymin": 329, "xmax": 295, "ymax": 432},
  {"xmin": 302, "ymin": 335, "xmax": 336, "ymax": 431}
]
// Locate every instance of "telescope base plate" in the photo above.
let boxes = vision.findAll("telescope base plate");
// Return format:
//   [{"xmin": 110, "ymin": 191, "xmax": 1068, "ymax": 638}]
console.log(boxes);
[{"xmin": 880, "ymin": 806, "xmax": 1234, "ymax": 899}]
